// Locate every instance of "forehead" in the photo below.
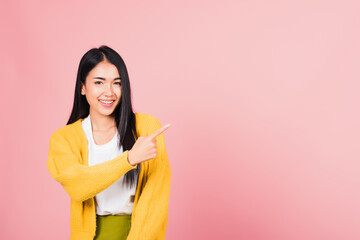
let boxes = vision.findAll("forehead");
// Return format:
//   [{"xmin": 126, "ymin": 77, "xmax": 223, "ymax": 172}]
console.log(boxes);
[{"xmin": 88, "ymin": 61, "xmax": 120, "ymax": 78}]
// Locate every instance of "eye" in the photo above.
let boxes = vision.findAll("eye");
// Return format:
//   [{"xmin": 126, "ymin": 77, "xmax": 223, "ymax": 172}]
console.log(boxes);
[
  {"xmin": 95, "ymin": 81, "xmax": 102, "ymax": 85},
  {"xmin": 114, "ymin": 82, "xmax": 121, "ymax": 85}
]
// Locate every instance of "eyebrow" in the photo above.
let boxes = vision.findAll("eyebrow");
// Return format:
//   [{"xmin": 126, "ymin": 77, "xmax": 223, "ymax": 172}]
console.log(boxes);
[{"xmin": 93, "ymin": 77, "xmax": 121, "ymax": 80}]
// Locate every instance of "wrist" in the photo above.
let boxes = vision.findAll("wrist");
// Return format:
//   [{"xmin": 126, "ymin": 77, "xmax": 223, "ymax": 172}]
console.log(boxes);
[{"xmin": 127, "ymin": 150, "xmax": 136, "ymax": 167}]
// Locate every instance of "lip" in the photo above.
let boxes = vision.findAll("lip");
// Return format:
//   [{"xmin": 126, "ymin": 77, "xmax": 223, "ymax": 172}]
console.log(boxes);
[{"xmin": 99, "ymin": 99, "xmax": 115, "ymax": 107}]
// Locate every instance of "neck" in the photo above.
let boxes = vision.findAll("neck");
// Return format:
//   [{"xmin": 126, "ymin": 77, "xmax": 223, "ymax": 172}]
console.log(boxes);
[{"xmin": 89, "ymin": 109, "xmax": 116, "ymax": 131}]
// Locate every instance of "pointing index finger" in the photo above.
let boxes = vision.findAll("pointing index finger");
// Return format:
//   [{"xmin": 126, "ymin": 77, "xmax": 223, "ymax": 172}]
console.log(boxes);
[{"xmin": 150, "ymin": 123, "xmax": 171, "ymax": 139}]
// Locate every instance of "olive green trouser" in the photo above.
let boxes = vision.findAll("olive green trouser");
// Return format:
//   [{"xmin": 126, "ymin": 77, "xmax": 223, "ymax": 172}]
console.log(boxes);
[{"xmin": 94, "ymin": 214, "xmax": 131, "ymax": 240}]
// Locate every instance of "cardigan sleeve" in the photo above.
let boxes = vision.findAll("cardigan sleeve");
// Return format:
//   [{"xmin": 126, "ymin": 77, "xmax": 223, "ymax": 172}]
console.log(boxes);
[
  {"xmin": 47, "ymin": 131, "xmax": 137, "ymax": 202},
  {"xmin": 127, "ymin": 116, "xmax": 171, "ymax": 240}
]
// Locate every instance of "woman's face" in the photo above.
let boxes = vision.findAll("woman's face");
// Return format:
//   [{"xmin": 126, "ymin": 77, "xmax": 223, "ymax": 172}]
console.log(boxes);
[{"xmin": 81, "ymin": 60, "xmax": 122, "ymax": 117}]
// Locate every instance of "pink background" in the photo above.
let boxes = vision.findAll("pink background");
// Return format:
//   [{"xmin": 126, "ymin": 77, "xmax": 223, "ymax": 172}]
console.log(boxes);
[{"xmin": 1, "ymin": 0, "xmax": 360, "ymax": 239}]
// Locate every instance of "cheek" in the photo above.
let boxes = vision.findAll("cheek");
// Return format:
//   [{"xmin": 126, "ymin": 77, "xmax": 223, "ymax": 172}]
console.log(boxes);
[
  {"xmin": 88, "ymin": 87, "xmax": 101, "ymax": 97},
  {"xmin": 115, "ymin": 87, "xmax": 122, "ymax": 96},
  {"xmin": 85, "ymin": 88, "xmax": 100, "ymax": 103}
]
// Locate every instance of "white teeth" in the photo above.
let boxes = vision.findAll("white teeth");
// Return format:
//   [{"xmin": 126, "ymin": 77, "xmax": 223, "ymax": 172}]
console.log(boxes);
[{"xmin": 99, "ymin": 100, "xmax": 114, "ymax": 104}]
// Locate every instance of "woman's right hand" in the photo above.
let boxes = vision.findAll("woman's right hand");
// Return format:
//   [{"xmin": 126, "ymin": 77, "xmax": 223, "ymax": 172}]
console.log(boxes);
[{"xmin": 127, "ymin": 123, "xmax": 171, "ymax": 166}]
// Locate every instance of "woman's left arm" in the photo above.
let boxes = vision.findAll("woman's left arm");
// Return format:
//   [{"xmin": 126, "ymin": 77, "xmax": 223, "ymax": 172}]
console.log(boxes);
[{"xmin": 127, "ymin": 116, "xmax": 171, "ymax": 240}]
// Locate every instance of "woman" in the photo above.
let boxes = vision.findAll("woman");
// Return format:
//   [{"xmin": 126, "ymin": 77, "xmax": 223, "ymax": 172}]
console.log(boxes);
[{"xmin": 47, "ymin": 45, "xmax": 171, "ymax": 240}]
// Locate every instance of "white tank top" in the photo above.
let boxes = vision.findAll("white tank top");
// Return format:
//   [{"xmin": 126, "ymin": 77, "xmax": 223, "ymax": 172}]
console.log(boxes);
[{"xmin": 81, "ymin": 114, "xmax": 137, "ymax": 215}]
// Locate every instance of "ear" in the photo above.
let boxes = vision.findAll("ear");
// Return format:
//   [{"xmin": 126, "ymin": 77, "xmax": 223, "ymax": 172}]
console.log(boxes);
[{"xmin": 81, "ymin": 82, "xmax": 86, "ymax": 95}]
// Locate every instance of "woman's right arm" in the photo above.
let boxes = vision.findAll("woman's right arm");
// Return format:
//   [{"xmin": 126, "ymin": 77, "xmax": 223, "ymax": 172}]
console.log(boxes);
[{"xmin": 47, "ymin": 131, "xmax": 137, "ymax": 202}]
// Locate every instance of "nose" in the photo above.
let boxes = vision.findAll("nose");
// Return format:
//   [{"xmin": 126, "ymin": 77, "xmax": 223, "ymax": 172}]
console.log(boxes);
[{"xmin": 104, "ymin": 83, "xmax": 114, "ymax": 96}]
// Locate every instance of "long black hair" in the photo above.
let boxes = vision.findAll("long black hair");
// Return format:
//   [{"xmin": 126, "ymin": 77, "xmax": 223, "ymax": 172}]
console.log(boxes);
[{"xmin": 67, "ymin": 45, "xmax": 139, "ymax": 188}]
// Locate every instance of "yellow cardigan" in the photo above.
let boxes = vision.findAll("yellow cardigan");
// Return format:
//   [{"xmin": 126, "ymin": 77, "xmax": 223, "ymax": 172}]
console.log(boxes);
[{"xmin": 47, "ymin": 113, "xmax": 171, "ymax": 240}]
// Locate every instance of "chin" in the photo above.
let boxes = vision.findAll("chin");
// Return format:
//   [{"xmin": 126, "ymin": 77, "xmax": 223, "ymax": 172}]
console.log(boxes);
[{"xmin": 96, "ymin": 109, "xmax": 115, "ymax": 116}]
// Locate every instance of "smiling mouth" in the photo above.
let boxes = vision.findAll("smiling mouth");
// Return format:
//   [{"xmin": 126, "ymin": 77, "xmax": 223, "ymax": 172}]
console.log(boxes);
[
  {"xmin": 99, "ymin": 100, "xmax": 115, "ymax": 104},
  {"xmin": 98, "ymin": 100, "xmax": 116, "ymax": 108}
]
